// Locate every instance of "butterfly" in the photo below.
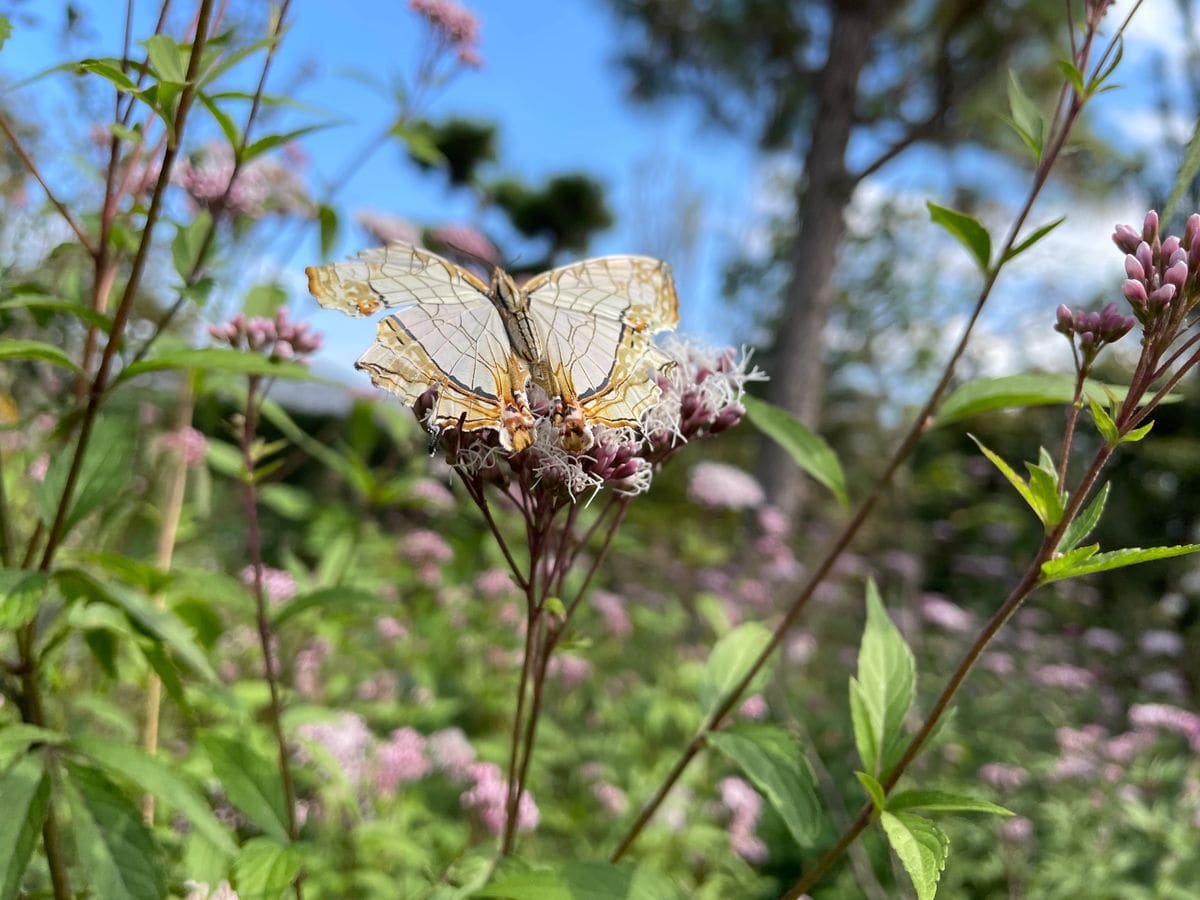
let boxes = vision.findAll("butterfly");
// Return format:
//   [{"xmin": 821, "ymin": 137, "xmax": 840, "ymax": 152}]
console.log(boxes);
[{"xmin": 306, "ymin": 242, "xmax": 679, "ymax": 452}]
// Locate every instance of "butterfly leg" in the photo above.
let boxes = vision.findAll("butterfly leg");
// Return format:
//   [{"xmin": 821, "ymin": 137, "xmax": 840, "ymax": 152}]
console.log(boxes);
[{"xmin": 497, "ymin": 353, "xmax": 535, "ymax": 452}]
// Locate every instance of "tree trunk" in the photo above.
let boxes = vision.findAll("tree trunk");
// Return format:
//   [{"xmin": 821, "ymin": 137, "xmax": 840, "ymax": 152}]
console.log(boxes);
[{"xmin": 759, "ymin": 0, "xmax": 886, "ymax": 521}]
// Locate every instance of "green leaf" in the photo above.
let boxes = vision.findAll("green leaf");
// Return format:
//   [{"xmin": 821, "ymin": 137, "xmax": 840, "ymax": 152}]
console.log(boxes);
[
  {"xmin": 1040, "ymin": 543, "xmax": 1200, "ymax": 584},
  {"xmin": 927, "ymin": 201, "xmax": 991, "ymax": 273},
  {"xmin": 202, "ymin": 733, "xmax": 289, "ymax": 842},
  {"xmin": 34, "ymin": 415, "xmax": 134, "ymax": 537},
  {"xmin": 887, "ymin": 790, "xmax": 1012, "ymax": 816},
  {"xmin": 1057, "ymin": 482, "xmax": 1109, "ymax": 554},
  {"xmin": 0, "ymin": 571, "xmax": 47, "ymax": 630},
  {"xmin": 1024, "ymin": 454, "xmax": 1064, "ymax": 528},
  {"xmin": 0, "ymin": 295, "xmax": 112, "ymax": 332},
  {"xmin": 145, "ymin": 34, "xmax": 188, "ymax": 84},
  {"xmin": 968, "ymin": 435, "xmax": 1040, "ymax": 521},
  {"xmin": 0, "ymin": 16, "xmax": 11, "ymax": 54},
  {"xmin": 79, "ymin": 551, "xmax": 172, "ymax": 594},
  {"xmin": 699, "ymin": 622, "xmax": 773, "ymax": 716},
  {"xmin": 393, "ymin": 121, "xmax": 446, "ymax": 167},
  {"xmin": 742, "ymin": 396, "xmax": 848, "ymax": 506},
  {"xmin": 1165, "ymin": 113, "xmax": 1200, "ymax": 221},
  {"xmin": 233, "ymin": 837, "xmax": 302, "ymax": 900},
  {"xmin": 880, "ymin": 810, "xmax": 949, "ymax": 900},
  {"xmin": 318, "ymin": 204, "xmax": 338, "ymax": 258},
  {"xmin": 849, "ymin": 678, "xmax": 879, "ymax": 776},
  {"xmin": 0, "ymin": 724, "xmax": 66, "ymax": 767},
  {"xmin": 54, "ymin": 569, "xmax": 217, "ymax": 681},
  {"xmin": 1001, "ymin": 216, "xmax": 1065, "ymax": 265},
  {"xmin": 1055, "ymin": 59, "xmax": 1086, "ymax": 97},
  {"xmin": 935, "ymin": 374, "xmax": 1152, "ymax": 425},
  {"xmin": 116, "ymin": 348, "xmax": 317, "ymax": 384},
  {"xmin": 855, "ymin": 770, "xmax": 886, "ymax": 812},
  {"xmin": 272, "ymin": 585, "xmax": 384, "ymax": 629},
  {"xmin": 243, "ymin": 283, "xmax": 287, "ymax": 317},
  {"xmin": 0, "ymin": 339, "xmax": 83, "ymax": 374},
  {"xmin": 200, "ymin": 93, "xmax": 241, "ymax": 148},
  {"xmin": 856, "ymin": 580, "xmax": 915, "ymax": 776},
  {"xmin": 1088, "ymin": 395, "xmax": 1120, "ymax": 446},
  {"xmin": 241, "ymin": 123, "xmax": 332, "ymax": 163},
  {"xmin": 77, "ymin": 58, "xmax": 139, "ymax": 94},
  {"xmin": 73, "ymin": 735, "xmax": 236, "ymax": 855},
  {"xmin": 544, "ymin": 596, "xmax": 567, "ymax": 618},
  {"xmin": 171, "ymin": 212, "xmax": 213, "ymax": 280},
  {"xmin": 708, "ymin": 725, "xmax": 822, "ymax": 846},
  {"xmin": 65, "ymin": 762, "xmax": 166, "ymax": 900},
  {"xmin": 1121, "ymin": 420, "xmax": 1154, "ymax": 444},
  {"xmin": 0, "ymin": 753, "xmax": 50, "ymax": 900},
  {"xmin": 1006, "ymin": 70, "xmax": 1044, "ymax": 159},
  {"xmin": 478, "ymin": 862, "xmax": 683, "ymax": 900}
]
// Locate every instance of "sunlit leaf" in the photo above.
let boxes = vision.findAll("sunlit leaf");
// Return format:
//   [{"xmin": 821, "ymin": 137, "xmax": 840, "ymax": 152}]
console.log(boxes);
[
  {"xmin": 202, "ymin": 733, "xmax": 289, "ymax": 842},
  {"xmin": 0, "ymin": 570, "xmax": 47, "ymax": 630},
  {"xmin": 1057, "ymin": 482, "xmax": 1109, "ymax": 554},
  {"xmin": 855, "ymin": 770, "xmax": 886, "ymax": 812},
  {"xmin": 927, "ymin": 202, "xmax": 991, "ymax": 273},
  {"xmin": 1040, "ymin": 543, "xmax": 1200, "ymax": 584},
  {"xmin": 0, "ymin": 753, "xmax": 50, "ymax": 900},
  {"xmin": 1006, "ymin": 70, "xmax": 1044, "ymax": 159},
  {"xmin": 968, "ymin": 435, "xmax": 1040, "ymax": 522},
  {"xmin": 880, "ymin": 810, "xmax": 949, "ymax": 900},
  {"xmin": 699, "ymin": 622, "xmax": 773, "ymax": 715},
  {"xmin": 171, "ymin": 212, "xmax": 213, "ymax": 281},
  {"xmin": 742, "ymin": 396, "xmax": 847, "ymax": 506},
  {"xmin": 116, "ymin": 348, "xmax": 317, "ymax": 385},
  {"xmin": 34, "ymin": 415, "xmax": 134, "ymax": 537},
  {"xmin": 1001, "ymin": 216, "xmax": 1065, "ymax": 265},
  {"xmin": 934, "ymin": 374, "xmax": 1156, "ymax": 425},
  {"xmin": 234, "ymin": 837, "xmax": 302, "ymax": 900},
  {"xmin": 0, "ymin": 295, "xmax": 112, "ymax": 332},
  {"xmin": 855, "ymin": 580, "xmax": 915, "ymax": 776},
  {"xmin": 887, "ymin": 790, "xmax": 1012, "ymax": 816},
  {"xmin": 0, "ymin": 339, "xmax": 83, "ymax": 374},
  {"xmin": 145, "ymin": 34, "xmax": 188, "ymax": 85}
]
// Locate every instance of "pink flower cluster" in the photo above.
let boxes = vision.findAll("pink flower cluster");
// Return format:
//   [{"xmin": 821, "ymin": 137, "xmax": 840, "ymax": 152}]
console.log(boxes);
[
  {"xmin": 719, "ymin": 776, "xmax": 767, "ymax": 863},
  {"xmin": 208, "ymin": 308, "xmax": 323, "ymax": 361},
  {"xmin": 239, "ymin": 564, "xmax": 297, "ymax": 606},
  {"xmin": 375, "ymin": 727, "xmax": 431, "ymax": 795},
  {"xmin": 174, "ymin": 141, "xmax": 311, "ymax": 220},
  {"xmin": 410, "ymin": 0, "xmax": 483, "ymax": 67},
  {"xmin": 687, "ymin": 461, "xmax": 765, "ymax": 510},
  {"xmin": 1129, "ymin": 703, "xmax": 1200, "ymax": 752},
  {"xmin": 429, "ymin": 223, "xmax": 499, "ymax": 265},
  {"xmin": 1113, "ymin": 210, "xmax": 1198, "ymax": 328},
  {"xmin": 399, "ymin": 528, "xmax": 454, "ymax": 584},
  {"xmin": 460, "ymin": 761, "xmax": 538, "ymax": 834}
]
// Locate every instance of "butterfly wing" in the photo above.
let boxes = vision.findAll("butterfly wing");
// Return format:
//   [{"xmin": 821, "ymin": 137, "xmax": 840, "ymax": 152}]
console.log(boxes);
[
  {"xmin": 523, "ymin": 256, "xmax": 678, "ymax": 428},
  {"xmin": 307, "ymin": 243, "xmax": 534, "ymax": 447}
]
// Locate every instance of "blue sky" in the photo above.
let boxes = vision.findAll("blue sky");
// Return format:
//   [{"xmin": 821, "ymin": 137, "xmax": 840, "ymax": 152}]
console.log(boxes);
[{"xmin": 0, "ymin": 0, "xmax": 1188, "ymax": 383}]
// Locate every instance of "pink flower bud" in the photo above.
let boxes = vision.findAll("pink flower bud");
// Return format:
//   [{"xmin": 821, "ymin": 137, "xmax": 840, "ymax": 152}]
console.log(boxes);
[
  {"xmin": 1122, "ymin": 279, "xmax": 1148, "ymax": 306},
  {"xmin": 1124, "ymin": 255, "xmax": 1145, "ymax": 281},
  {"xmin": 1149, "ymin": 283, "xmax": 1176, "ymax": 310},
  {"xmin": 1112, "ymin": 224, "xmax": 1141, "ymax": 253},
  {"xmin": 1186, "ymin": 213, "xmax": 1200, "ymax": 250},
  {"xmin": 1135, "ymin": 241, "xmax": 1154, "ymax": 276},
  {"xmin": 1055, "ymin": 304, "xmax": 1074, "ymax": 335},
  {"xmin": 1143, "ymin": 209, "xmax": 1160, "ymax": 243},
  {"xmin": 1162, "ymin": 235, "xmax": 1181, "ymax": 260},
  {"xmin": 1165, "ymin": 259, "xmax": 1188, "ymax": 290}
]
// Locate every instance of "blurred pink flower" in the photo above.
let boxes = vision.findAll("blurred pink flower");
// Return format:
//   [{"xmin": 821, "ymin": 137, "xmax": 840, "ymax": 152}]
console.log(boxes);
[
  {"xmin": 1138, "ymin": 629, "xmax": 1184, "ymax": 656},
  {"xmin": 687, "ymin": 461, "xmax": 765, "ymax": 510},
  {"xmin": 427, "ymin": 727, "xmax": 476, "ymax": 778},
  {"xmin": 411, "ymin": 477, "xmax": 455, "ymax": 509},
  {"xmin": 1001, "ymin": 816, "xmax": 1034, "ymax": 844},
  {"xmin": 1104, "ymin": 730, "xmax": 1156, "ymax": 764},
  {"xmin": 1035, "ymin": 663, "xmax": 1095, "ymax": 691},
  {"xmin": 592, "ymin": 781, "xmax": 629, "ymax": 816},
  {"xmin": 410, "ymin": 0, "xmax": 483, "ymax": 66},
  {"xmin": 158, "ymin": 426, "xmax": 208, "ymax": 467},
  {"xmin": 1129, "ymin": 702, "xmax": 1200, "ymax": 750},
  {"xmin": 430, "ymin": 223, "xmax": 499, "ymax": 265},
  {"xmin": 28, "ymin": 454, "xmax": 49, "ymax": 482},
  {"xmin": 978, "ymin": 762, "xmax": 1028, "ymax": 791},
  {"xmin": 375, "ymin": 727, "xmax": 430, "ymax": 795},
  {"xmin": 547, "ymin": 653, "xmax": 591, "ymax": 687},
  {"xmin": 1051, "ymin": 756, "xmax": 1096, "ymax": 780},
  {"xmin": 174, "ymin": 141, "xmax": 310, "ymax": 219},
  {"xmin": 591, "ymin": 589, "xmax": 631, "ymax": 639},
  {"xmin": 400, "ymin": 529, "xmax": 453, "ymax": 565},
  {"xmin": 356, "ymin": 671, "xmax": 398, "ymax": 702},
  {"xmin": 355, "ymin": 209, "xmax": 420, "ymax": 245},
  {"xmin": 476, "ymin": 568, "xmax": 518, "ymax": 600},
  {"xmin": 757, "ymin": 505, "xmax": 789, "ymax": 538},
  {"xmin": 786, "ymin": 631, "xmax": 816, "ymax": 664},
  {"xmin": 296, "ymin": 712, "xmax": 373, "ymax": 787},
  {"xmin": 240, "ymin": 564, "xmax": 296, "ymax": 605},
  {"xmin": 375, "ymin": 615, "xmax": 408, "ymax": 641},
  {"xmin": 460, "ymin": 761, "xmax": 537, "ymax": 834},
  {"xmin": 720, "ymin": 776, "xmax": 766, "ymax": 863},
  {"xmin": 293, "ymin": 639, "xmax": 328, "ymax": 699},
  {"xmin": 184, "ymin": 881, "xmax": 239, "ymax": 900},
  {"xmin": 981, "ymin": 652, "xmax": 1014, "ymax": 676},
  {"xmin": 919, "ymin": 594, "xmax": 974, "ymax": 633},
  {"xmin": 738, "ymin": 694, "xmax": 768, "ymax": 720},
  {"xmin": 1083, "ymin": 627, "xmax": 1124, "ymax": 654}
]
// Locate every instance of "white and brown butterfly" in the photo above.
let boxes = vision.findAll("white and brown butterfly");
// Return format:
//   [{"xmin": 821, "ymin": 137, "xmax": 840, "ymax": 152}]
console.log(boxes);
[{"xmin": 306, "ymin": 242, "xmax": 679, "ymax": 452}]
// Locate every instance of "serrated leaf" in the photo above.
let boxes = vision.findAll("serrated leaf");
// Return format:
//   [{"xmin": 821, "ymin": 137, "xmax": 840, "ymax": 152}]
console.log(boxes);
[
  {"xmin": 1006, "ymin": 70, "xmax": 1044, "ymax": 159},
  {"xmin": 849, "ymin": 677, "xmax": 879, "ymax": 775},
  {"xmin": 1040, "ymin": 543, "xmax": 1200, "ymax": 584},
  {"xmin": 73, "ymin": 735, "xmax": 236, "ymax": 854},
  {"xmin": 202, "ymin": 733, "xmax": 289, "ymax": 842},
  {"xmin": 880, "ymin": 810, "xmax": 949, "ymax": 900},
  {"xmin": 935, "ymin": 374, "xmax": 1154, "ymax": 425},
  {"xmin": 968, "ymin": 435, "xmax": 1041, "ymax": 521},
  {"xmin": 742, "ymin": 396, "xmax": 847, "ymax": 506},
  {"xmin": 887, "ymin": 790, "xmax": 1012, "ymax": 816},
  {"xmin": 857, "ymin": 580, "xmax": 915, "ymax": 777},
  {"xmin": 233, "ymin": 837, "xmax": 302, "ymax": 900},
  {"xmin": 0, "ymin": 570, "xmax": 47, "ymax": 629},
  {"xmin": 0, "ymin": 753, "xmax": 50, "ymax": 900},
  {"xmin": 171, "ymin": 212, "xmax": 213, "ymax": 280},
  {"xmin": 0, "ymin": 339, "xmax": 83, "ymax": 373},
  {"xmin": 1001, "ymin": 215, "xmax": 1065, "ymax": 265},
  {"xmin": 855, "ymin": 770, "xmax": 886, "ymax": 812},
  {"xmin": 1057, "ymin": 482, "xmax": 1109, "ymax": 553},
  {"xmin": 708, "ymin": 725, "xmax": 822, "ymax": 846},
  {"xmin": 927, "ymin": 201, "xmax": 991, "ymax": 273},
  {"xmin": 116, "ymin": 348, "xmax": 317, "ymax": 384},
  {"xmin": 318, "ymin": 204, "xmax": 338, "ymax": 258},
  {"xmin": 1024, "ymin": 457, "xmax": 1064, "ymax": 529},
  {"xmin": 699, "ymin": 622, "xmax": 773, "ymax": 715},
  {"xmin": 65, "ymin": 762, "xmax": 166, "ymax": 900}
]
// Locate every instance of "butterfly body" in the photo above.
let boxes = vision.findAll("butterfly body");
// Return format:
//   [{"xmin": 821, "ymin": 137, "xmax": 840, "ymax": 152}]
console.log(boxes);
[{"xmin": 306, "ymin": 242, "xmax": 679, "ymax": 452}]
